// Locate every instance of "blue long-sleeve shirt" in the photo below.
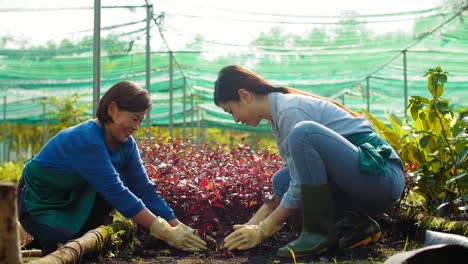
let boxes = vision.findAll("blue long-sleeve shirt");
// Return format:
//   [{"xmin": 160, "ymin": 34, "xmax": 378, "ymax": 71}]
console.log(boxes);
[{"xmin": 32, "ymin": 119, "xmax": 176, "ymax": 221}]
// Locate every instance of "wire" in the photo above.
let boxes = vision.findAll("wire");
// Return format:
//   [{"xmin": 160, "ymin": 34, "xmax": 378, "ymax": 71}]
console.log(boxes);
[
  {"xmin": 211, "ymin": 6, "xmax": 440, "ymax": 19},
  {"xmin": 169, "ymin": 11, "xmax": 445, "ymax": 25},
  {"xmin": 72, "ymin": 19, "xmax": 147, "ymax": 33},
  {"xmin": 0, "ymin": 5, "xmax": 146, "ymax": 12},
  {"xmin": 365, "ymin": 3, "xmax": 467, "ymax": 78},
  {"xmin": 151, "ymin": 9, "xmax": 191, "ymax": 84}
]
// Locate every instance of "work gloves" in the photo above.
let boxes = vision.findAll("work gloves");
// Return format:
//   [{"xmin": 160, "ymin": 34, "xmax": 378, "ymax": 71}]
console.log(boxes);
[
  {"xmin": 150, "ymin": 216, "xmax": 207, "ymax": 252},
  {"xmin": 246, "ymin": 204, "xmax": 273, "ymax": 225},
  {"xmin": 224, "ymin": 215, "xmax": 281, "ymax": 250}
]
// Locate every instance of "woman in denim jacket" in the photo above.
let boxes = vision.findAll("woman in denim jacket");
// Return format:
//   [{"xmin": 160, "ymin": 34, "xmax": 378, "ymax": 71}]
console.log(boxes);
[{"xmin": 214, "ymin": 65, "xmax": 404, "ymax": 258}]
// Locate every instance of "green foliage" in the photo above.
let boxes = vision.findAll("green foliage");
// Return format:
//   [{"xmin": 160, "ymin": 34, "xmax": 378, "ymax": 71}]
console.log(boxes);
[
  {"xmin": 46, "ymin": 93, "xmax": 91, "ymax": 137},
  {"xmin": 134, "ymin": 126, "xmax": 277, "ymax": 152},
  {"xmin": 2, "ymin": 123, "xmax": 45, "ymax": 162},
  {"xmin": 363, "ymin": 66, "xmax": 467, "ymax": 218},
  {"xmin": 0, "ymin": 161, "xmax": 23, "ymax": 184},
  {"xmin": 0, "ymin": 94, "xmax": 91, "ymax": 164}
]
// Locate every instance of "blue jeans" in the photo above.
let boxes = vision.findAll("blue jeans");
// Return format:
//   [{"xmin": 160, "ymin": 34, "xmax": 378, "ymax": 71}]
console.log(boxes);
[{"xmin": 272, "ymin": 121, "xmax": 404, "ymax": 215}]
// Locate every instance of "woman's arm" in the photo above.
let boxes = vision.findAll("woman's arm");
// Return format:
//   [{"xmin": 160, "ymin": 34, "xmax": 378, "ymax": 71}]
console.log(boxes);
[
  {"xmin": 122, "ymin": 139, "xmax": 177, "ymax": 221},
  {"xmin": 269, "ymin": 203, "xmax": 294, "ymax": 226}
]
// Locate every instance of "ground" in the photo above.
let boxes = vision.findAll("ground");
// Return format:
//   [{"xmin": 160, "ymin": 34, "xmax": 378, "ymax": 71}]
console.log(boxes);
[{"xmin": 87, "ymin": 225, "xmax": 422, "ymax": 264}]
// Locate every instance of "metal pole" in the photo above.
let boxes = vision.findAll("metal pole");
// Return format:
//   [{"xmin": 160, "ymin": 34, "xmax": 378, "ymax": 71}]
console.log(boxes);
[
  {"xmin": 93, "ymin": 0, "xmax": 101, "ymax": 116},
  {"xmin": 182, "ymin": 77, "xmax": 187, "ymax": 139},
  {"xmin": 366, "ymin": 77, "xmax": 370, "ymax": 112},
  {"xmin": 42, "ymin": 99, "xmax": 47, "ymax": 145},
  {"xmin": 169, "ymin": 51, "xmax": 173, "ymax": 137},
  {"xmin": 403, "ymin": 50, "xmax": 408, "ymax": 117},
  {"xmin": 145, "ymin": 3, "xmax": 152, "ymax": 139},
  {"xmin": 2, "ymin": 96, "xmax": 6, "ymax": 163},
  {"xmin": 197, "ymin": 107, "xmax": 201, "ymax": 145},
  {"xmin": 191, "ymin": 94, "xmax": 194, "ymax": 137}
]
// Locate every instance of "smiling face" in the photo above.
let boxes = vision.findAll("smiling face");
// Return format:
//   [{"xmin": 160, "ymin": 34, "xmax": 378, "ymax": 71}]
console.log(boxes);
[
  {"xmin": 105, "ymin": 101, "xmax": 146, "ymax": 149},
  {"xmin": 218, "ymin": 89, "xmax": 264, "ymax": 127}
]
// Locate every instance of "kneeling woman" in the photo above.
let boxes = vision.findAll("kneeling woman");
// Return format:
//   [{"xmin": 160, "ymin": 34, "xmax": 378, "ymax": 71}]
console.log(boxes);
[
  {"xmin": 214, "ymin": 65, "xmax": 404, "ymax": 257},
  {"xmin": 18, "ymin": 81, "xmax": 207, "ymax": 255}
]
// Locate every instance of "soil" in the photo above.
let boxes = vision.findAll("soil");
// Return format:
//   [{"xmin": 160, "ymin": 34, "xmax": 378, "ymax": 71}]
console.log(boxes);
[{"xmin": 85, "ymin": 221, "xmax": 423, "ymax": 264}]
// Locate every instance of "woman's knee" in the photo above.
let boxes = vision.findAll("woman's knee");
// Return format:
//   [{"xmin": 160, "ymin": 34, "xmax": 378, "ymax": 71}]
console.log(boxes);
[
  {"xmin": 272, "ymin": 168, "xmax": 290, "ymax": 198},
  {"xmin": 287, "ymin": 121, "xmax": 323, "ymax": 151}
]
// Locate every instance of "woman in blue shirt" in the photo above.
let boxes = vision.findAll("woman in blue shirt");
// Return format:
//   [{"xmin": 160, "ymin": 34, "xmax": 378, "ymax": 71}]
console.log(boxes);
[
  {"xmin": 17, "ymin": 81, "xmax": 206, "ymax": 255},
  {"xmin": 214, "ymin": 65, "xmax": 404, "ymax": 258}
]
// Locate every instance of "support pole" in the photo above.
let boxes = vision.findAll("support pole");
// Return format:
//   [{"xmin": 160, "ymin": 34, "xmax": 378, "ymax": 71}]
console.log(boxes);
[
  {"xmin": 42, "ymin": 98, "xmax": 47, "ymax": 145},
  {"xmin": 190, "ymin": 94, "xmax": 194, "ymax": 138},
  {"xmin": 366, "ymin": 76, "xmax": 370, "ymax": 112},
  {"xmin": 3, "ymin": 96, "xmax": 6, "ymax": 163},
  {"xmin": 197, "ymin": 107, "xmax": 201, "ymax": 145},
  {"xmin": 169, "ymin": 51, "xmax": 173, "ymax": 137},
  {"xmin": 145, "ymin": 3, "xmax": 152, "ymax": 139},
  {"xmin": 182, "ymin": 77, "xmax": 187, "ymax": 139},
  {"xmin": 402, "ymin": 50, "xmax": 408, "ymax": 117},
  {"xmin": 93, "ymin": 0, "xmax": 101, "ymax": 116}
]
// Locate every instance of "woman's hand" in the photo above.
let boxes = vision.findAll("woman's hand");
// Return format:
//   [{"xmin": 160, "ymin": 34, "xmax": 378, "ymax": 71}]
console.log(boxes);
[
  {"xmin": 224, "ymin": 216, "xmax": 281, "ymax": 250},
  {"xmin": 150, "ymin": 217, "xmax": 207, "ymax": 252}
]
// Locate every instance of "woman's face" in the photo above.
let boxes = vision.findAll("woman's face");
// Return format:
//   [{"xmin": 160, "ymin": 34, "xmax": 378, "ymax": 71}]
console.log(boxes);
[
  {"xmin": 219, "ymin": 100, "xmax": 262, "ymax": 127},
  {"xmin": 106, "ymin": 101, "xmax": 146, "ymax": 148}
]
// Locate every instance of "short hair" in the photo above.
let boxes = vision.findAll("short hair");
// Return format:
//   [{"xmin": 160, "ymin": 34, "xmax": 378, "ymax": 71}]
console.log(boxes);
[{"xmin": 96, "ymin": 81, "xmax": 152, "ymax": 124}]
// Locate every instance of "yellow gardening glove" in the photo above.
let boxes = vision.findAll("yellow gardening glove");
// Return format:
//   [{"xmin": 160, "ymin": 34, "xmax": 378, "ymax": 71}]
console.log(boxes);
[
  {"xmin": 178, "ymin": 222, "xmax": 195, "ymax": 231},
  {"xmin": 224, "ymin": 215, "xmax": 281, "ymax": 250},
  {"xmin": 150, "ymin": 217, "xmax": 207, "ymax": 252},
  {"xmin": 246, "ymin": 204, "xmax": 273, "ymax": 225}
]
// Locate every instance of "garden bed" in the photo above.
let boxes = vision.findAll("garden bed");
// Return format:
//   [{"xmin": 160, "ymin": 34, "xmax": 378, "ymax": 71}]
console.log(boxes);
[
  {"xmin": 90, "ymin": 227, "xmax": 419, "ymax": 264},
  {"xmin": 76, "ymin": 213, "xmax": 429, "ymax": 264},
  {"xmin": 22, "ymin": 210, "xmax": 466, "ymax": 264}
]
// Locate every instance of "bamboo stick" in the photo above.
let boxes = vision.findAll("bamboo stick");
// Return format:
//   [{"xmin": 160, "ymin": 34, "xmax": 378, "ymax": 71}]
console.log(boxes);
[{"xmin": 26, "ymin": 220, "xmax": 134, "ymax": 264}]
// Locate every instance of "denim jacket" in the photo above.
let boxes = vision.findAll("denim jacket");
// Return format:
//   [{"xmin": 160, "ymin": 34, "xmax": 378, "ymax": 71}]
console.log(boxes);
[{"xmin": 268, "ymin": 92, "xmax": 400, "ymax": 209}]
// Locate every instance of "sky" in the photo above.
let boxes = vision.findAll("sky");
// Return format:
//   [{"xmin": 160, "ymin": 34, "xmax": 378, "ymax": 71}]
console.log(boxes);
[{"xmin": 0, "ymin": 0, "xmax": 444, "ymax": 50}]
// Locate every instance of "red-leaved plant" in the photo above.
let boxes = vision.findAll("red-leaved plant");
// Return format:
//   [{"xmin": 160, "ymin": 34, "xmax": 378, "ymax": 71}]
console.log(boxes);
[{"xmin": 139, "ymin": 136, "xmax": 283, "ymax": 239}]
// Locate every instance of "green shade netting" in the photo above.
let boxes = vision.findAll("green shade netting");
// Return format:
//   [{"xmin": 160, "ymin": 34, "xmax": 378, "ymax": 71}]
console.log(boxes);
[{"xmin": 0, "ymin": 4, "xmax": 467, "ymax": 129}]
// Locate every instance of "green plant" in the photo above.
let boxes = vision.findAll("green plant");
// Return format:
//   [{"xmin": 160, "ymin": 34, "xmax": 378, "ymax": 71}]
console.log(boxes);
[
  {"xmin": 0, "ymin": 161, "xmax": 23, "ymax": 184},
  {"xmin": 363, "ymin": 66, "xmax": 467, "ymax": 219},
  {"xmin": 46, "ymin": 93, "xmax": 91, "ymax": 137}
]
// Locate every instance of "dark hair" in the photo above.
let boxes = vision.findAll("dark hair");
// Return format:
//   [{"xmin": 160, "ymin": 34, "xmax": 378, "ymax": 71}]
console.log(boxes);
[
  {"xmin": 96, "ymin": 81, "xmax": 152, "ymax": 124},
  {"xmin": 214, "ymin": 65, "xmax": 359, "ymax": 117},
  {"xmin": 214, "ymin": 65, "xmax": 285, "ymax": 106}
]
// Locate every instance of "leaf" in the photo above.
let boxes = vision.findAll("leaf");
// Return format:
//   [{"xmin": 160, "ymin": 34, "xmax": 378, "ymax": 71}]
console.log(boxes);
[
  {"xmin": 435, "ymin": 84, "xmax": 444, "ymax": 98},
  {"xmin": 427, "ymin": 74, "xmax": 435, "ymax": 95},
  {"xmin": 455, "ymin": 146, "xmax": 467, "ymax": 167},
  {"xmin": 446, "ymin": 172, "xmax": 467, "ymax": 186},
  {"xmin": 411, "ymin": 105, "xmax": 420, "ymax": 121},
  {"xmin": 438, "ymin": 73, "xmax": 448, "ymax": 84},
  {"xmin": 436, "ymin": 99, "xmax": 450, "ymax": 114},
  {"xmin": 419, "ymin": 135, "xmax": 432, "ymax": 148}
]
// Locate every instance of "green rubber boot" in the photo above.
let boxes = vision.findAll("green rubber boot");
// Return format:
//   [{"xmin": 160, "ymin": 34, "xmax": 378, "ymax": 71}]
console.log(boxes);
[
  {"xmin": 277, "ymin": 184, "xmax": 336, "ymax": 258},
  {"xmin": 335, "ymin": 210, "xmax": 381, "ymax": 249}
]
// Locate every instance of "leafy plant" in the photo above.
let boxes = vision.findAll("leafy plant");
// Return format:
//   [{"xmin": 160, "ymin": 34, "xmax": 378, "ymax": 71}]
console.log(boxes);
[
  {"xmin": 46, "ymin": 93, "xmax": 91, "ymax": 137},
  {"xmin": 0, "ymin": 161, "xmax": 23, "ymax": 184},
  {"xmin": 363, "ymin": 66, "xmax": 467, "ymax": 220},
  {"xmin": 139, "ymin": 136, "xmax": 283, "ymax": 239}
]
